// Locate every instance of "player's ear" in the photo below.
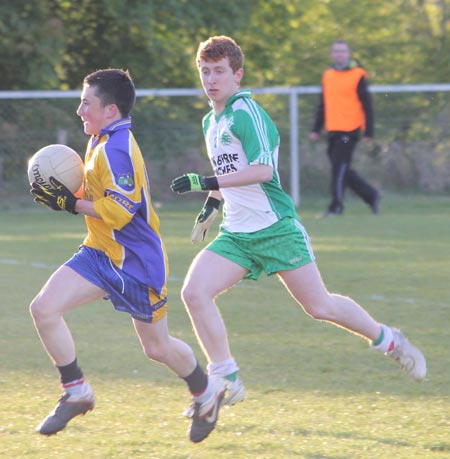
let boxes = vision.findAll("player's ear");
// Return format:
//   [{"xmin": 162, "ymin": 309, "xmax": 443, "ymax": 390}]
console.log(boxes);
[
  {"xmin": 235, "ymin": 68, "xmax": 244, "ymax": 85},
  {"xmin": 106, "ymin": 103, "xmax": 120, "ymax": 119}
]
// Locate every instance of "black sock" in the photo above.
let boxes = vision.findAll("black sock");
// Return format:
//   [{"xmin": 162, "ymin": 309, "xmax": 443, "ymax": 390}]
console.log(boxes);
[
  {"xmin": 182, "ymin": 361, "xmax": 208, "ymax": 396},
  {"xmin": 57, "ymin": 358, "xmax": 83, "ymax": 385}
]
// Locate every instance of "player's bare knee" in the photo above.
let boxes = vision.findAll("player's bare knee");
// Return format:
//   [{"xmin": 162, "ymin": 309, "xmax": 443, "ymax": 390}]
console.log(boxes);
[
  {"xmin": 141, "ymin": 343, "xmax": 169, "ymax": 364},
  {"xmin": 302, "ymin": 298, "xmax": 336, "ymax": 321},
  {"xmin": 29, "ymin": 296, "xmax": 58, "ymax": 324},
  {"xmin": 181, "ymin": 282, "xmax": 203, "ymax": 308},
  {"xmin": 29, "ymin": 297, "xmax": 45, "ymax": 322},
  {"xmin": 307, "ymin": 308, "xmax": 331, "ymax": 321}
]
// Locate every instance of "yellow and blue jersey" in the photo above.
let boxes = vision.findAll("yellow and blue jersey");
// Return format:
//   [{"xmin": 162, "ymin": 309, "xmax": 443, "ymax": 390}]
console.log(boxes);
[{"xmin": 81, "ymin": 118, "xmax": 167, "ymax": 294}]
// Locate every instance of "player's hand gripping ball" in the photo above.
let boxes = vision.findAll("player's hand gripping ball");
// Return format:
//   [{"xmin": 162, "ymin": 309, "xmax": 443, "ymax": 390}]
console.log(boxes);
[
  {"xmin": 27, "ymin": 144, "xmax": 84, "ymax": 194},
  {"xmin": 31, "ymin": 176, "xmax": 79, "ymax": 214}
]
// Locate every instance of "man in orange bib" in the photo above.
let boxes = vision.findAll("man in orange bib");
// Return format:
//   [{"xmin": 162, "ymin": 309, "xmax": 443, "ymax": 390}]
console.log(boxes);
[{"xmin": 310, "ymin": 40, "xmax": 380, "ymax": 216}]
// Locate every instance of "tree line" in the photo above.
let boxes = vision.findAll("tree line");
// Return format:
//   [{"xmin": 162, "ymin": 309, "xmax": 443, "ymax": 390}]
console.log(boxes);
[
  {"xmin": 1, "ymin": 0, "xmax": 450, "ymax": 195},
  {"xmin": 1, "ymin": 0, "xmax": 449, "ymax": 91}
]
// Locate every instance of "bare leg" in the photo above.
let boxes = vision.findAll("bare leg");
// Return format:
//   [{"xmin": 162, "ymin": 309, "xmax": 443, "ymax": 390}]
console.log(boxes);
[
  {"xmin": 133, "ymin": 315, "xmax": 198, "ymax": 378},
  {"xmin": 31, "ymin": 266, "xmax": 104, "ymax": 435},
  {"xmin": 278, "ymin": 262, "xmax": 381, "ymax": 341},
  {"xmin": 181, "ymin": 250, "xmax": 248, "ymax": 363},
  {"xmin": 29, "ymin": 265, "xmax": 106, "ymax": 366}
]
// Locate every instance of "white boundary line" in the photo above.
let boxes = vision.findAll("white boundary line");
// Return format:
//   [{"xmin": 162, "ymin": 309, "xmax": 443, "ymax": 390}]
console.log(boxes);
[
  {"xmin": 0, "ymin": 258, "xmax": 57, "ymax": 269},
  {"xmin": 365, "ymin": 294, "xmax": 448, "ymax": 308},
  {"xmin": 0, "ymin": 258, "xmax": 183, "ymax": 282},
  {"xmin": 1, "ymin": 258, "xmax": 447, "ymax": 308}
]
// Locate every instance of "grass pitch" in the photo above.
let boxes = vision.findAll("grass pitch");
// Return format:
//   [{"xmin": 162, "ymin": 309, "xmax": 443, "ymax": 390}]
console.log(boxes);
[{"xmin": 0, "ymin": 194, "xmax": 449, "ymax": 459}]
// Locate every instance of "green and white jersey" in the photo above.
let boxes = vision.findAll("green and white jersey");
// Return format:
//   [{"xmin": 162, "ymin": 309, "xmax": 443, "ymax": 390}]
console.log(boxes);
[{"xmin": 202, "ymin": 90, "xmax": 298, "ymax": 233}]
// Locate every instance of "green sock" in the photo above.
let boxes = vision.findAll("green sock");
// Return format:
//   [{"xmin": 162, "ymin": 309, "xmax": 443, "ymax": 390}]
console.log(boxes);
[
  {"xmin": 225, "ymin": 371, "xmax": 238, "ymax": 382},
  {"xmin": 372, "ymin": 328, "xmax": 384, "ymax": 346}
]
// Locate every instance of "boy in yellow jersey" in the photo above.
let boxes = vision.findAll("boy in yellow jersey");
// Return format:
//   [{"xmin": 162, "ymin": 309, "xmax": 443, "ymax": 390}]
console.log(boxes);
[
  {"xmin": 310, "ymin": 40, "xmax": 380, "ymax": 216},
  {"xmin": 30, "ymin": 69, "xmax": 223, "ymax": 443}
]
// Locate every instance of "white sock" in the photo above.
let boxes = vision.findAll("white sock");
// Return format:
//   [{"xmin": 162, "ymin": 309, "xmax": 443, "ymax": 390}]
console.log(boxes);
[
  {"xmin": 207, "ymin": 358, "xmax": 239, "ymax": 378},
  {"xmin": 193, "ymin": 378, "xmax": 214, "ymax": 404},
  {"xmin": 372, "ymin": 324, "xmax": 395, "ymax": 353},
  {"xmin": 63, "ymin": 378, "xmax": 88, "ymax": 397}
]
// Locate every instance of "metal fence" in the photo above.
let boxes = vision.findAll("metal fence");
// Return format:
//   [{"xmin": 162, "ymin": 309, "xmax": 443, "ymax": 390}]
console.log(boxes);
[{"xmin": 1, "ymin": 84, "xmax": 450, "ymax": 204}]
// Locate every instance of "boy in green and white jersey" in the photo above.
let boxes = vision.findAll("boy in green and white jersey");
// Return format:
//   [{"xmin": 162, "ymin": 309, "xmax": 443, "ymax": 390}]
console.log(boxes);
[
  {"xmin": 171, "ymin": 36, "xmax": 426, "ymax": 420},
  {"xmin": 202, "ymin": 89, "xmax": 298, "ymax": 233}
]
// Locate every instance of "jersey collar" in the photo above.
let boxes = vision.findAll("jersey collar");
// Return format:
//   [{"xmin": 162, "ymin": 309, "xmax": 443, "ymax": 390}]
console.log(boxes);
[
  {"xmin": 91, "ymin": 117, "xmax": 131, "ymax": 147},
  {"xmin": 99, "ymin": 117, "xmax": 132, "ymax": 136},
  {"xmin": 225, "ymin": 90, "xmax": 252, "ymax": 108}
]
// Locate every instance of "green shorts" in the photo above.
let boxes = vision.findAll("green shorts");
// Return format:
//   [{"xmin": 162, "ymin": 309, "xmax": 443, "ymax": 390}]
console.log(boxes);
[{"xmin": 206, "ymin": 217, "xmax": 315, "ymax": 280}]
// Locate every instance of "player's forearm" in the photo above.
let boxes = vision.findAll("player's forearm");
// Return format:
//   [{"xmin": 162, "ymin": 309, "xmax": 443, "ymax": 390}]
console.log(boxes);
[
  {"xmin": 216, "ymin": 164, "xmax": 273, "ymax": 188},
  {"xmin": 208, "ymin": 190, "xmax": 223, "ymax": 201},
  {"xmin": 74, "ymin": 199, "xmax": 101, "ymax": 218}
]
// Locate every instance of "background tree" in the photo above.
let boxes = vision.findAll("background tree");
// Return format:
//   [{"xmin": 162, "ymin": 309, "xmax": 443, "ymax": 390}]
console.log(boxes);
[
  {"xmin": 1, "ymin": 0, "xmax": 449, "ymax": 194},
  {"xmin": 0, "ymin": 1, "xmax": 65, "ymax": 89},
  {"xmin": 2, "ymin": 0, "xmax": 449, "ymax": 90}
]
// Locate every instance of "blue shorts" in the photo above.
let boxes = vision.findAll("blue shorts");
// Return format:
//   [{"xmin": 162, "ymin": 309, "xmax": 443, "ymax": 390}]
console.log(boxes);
[{"xmin": 65, "ymin": 246, "xmax": 168, "ymax": 323}]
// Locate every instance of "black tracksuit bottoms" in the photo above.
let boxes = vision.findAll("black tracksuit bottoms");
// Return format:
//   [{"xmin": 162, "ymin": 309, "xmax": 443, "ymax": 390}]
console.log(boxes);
[{"xmin": 326, "ymin": 131, "xmax": 378, "ymax": 214}]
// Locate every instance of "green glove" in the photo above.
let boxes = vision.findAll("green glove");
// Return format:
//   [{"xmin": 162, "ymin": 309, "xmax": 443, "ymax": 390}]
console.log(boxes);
[
  {"xmin": 171, "ymin": 173, "xmax": 219, "ymax": 194},
  {"xmin": 191, "ymin": 197, "xmax": 221, "ymax": 243},
  {"xmin": 31, "ymin": 176, "xmax": 79, "ymax": 214}
]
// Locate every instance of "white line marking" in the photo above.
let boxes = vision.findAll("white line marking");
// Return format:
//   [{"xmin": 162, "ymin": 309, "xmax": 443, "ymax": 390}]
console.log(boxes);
[
  {"xmin": 365, "ymin": 294, "xmax": 448, "ymax": 308},
  {"xmin": 0, "ymin": 258, "xmax": 57, "ymax": 269},
  {"xmin": 1, "ymin": 258, "xmax": 448, "ymax": 308},
  {"xmin": 0, "ymin": 258, "xmax": 184, "ymax": 281}
]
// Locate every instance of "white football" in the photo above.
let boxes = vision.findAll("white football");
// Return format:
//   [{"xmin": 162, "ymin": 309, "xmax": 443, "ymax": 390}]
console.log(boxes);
[{"xmin": 27, "ymin": 144, "xmax": 84, "ymax": 193}]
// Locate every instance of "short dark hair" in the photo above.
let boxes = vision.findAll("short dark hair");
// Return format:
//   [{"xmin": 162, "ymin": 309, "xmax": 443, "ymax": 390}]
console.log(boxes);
[
  {"xmin": 84, "ymin": 69, "xmax": 136, "ymax": 117},
  {"xmin": 196, "ymin": 36, "xmax": 244, "ymax": 73}
]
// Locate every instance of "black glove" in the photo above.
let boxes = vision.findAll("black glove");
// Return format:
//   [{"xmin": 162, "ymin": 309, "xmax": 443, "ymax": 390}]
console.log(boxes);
[
  {"xmin": 191, "ymin": 197, "xmax": 221, "ymax": 243},
  {"xmin": 171, "ymin": 173, "xmax": 219, "ymax": 194},
  {"xmin": 31, "ymin": 176, "xmax": 79, "ymax": 214}
]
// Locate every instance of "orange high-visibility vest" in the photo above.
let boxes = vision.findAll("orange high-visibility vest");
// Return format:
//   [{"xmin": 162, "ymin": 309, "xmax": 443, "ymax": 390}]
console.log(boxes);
[{"xmin": 322, "ymin": 66, "xmax": 367, "ymax": 132}]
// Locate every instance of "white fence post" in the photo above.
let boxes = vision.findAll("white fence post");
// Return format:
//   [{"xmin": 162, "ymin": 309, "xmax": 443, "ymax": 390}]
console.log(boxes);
[
  {"xmin": 2, "ymin": 84, "xmax": 450, "ymax": 201},
  {"xmin": 289, "ymin": 91, "xmax": 300, "ymax": 206}
]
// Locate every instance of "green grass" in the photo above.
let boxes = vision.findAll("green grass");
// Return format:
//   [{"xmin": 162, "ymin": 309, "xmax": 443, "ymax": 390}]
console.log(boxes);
[{"xmin": 1, "ymin": 194, "xmax": 449, "ymax": 459}]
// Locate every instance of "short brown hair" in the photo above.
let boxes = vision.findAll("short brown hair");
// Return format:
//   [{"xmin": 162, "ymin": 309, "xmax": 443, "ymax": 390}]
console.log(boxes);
[{"xmin": 196, "ymin": 36, "xmax": 244, "ymax": 73}]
